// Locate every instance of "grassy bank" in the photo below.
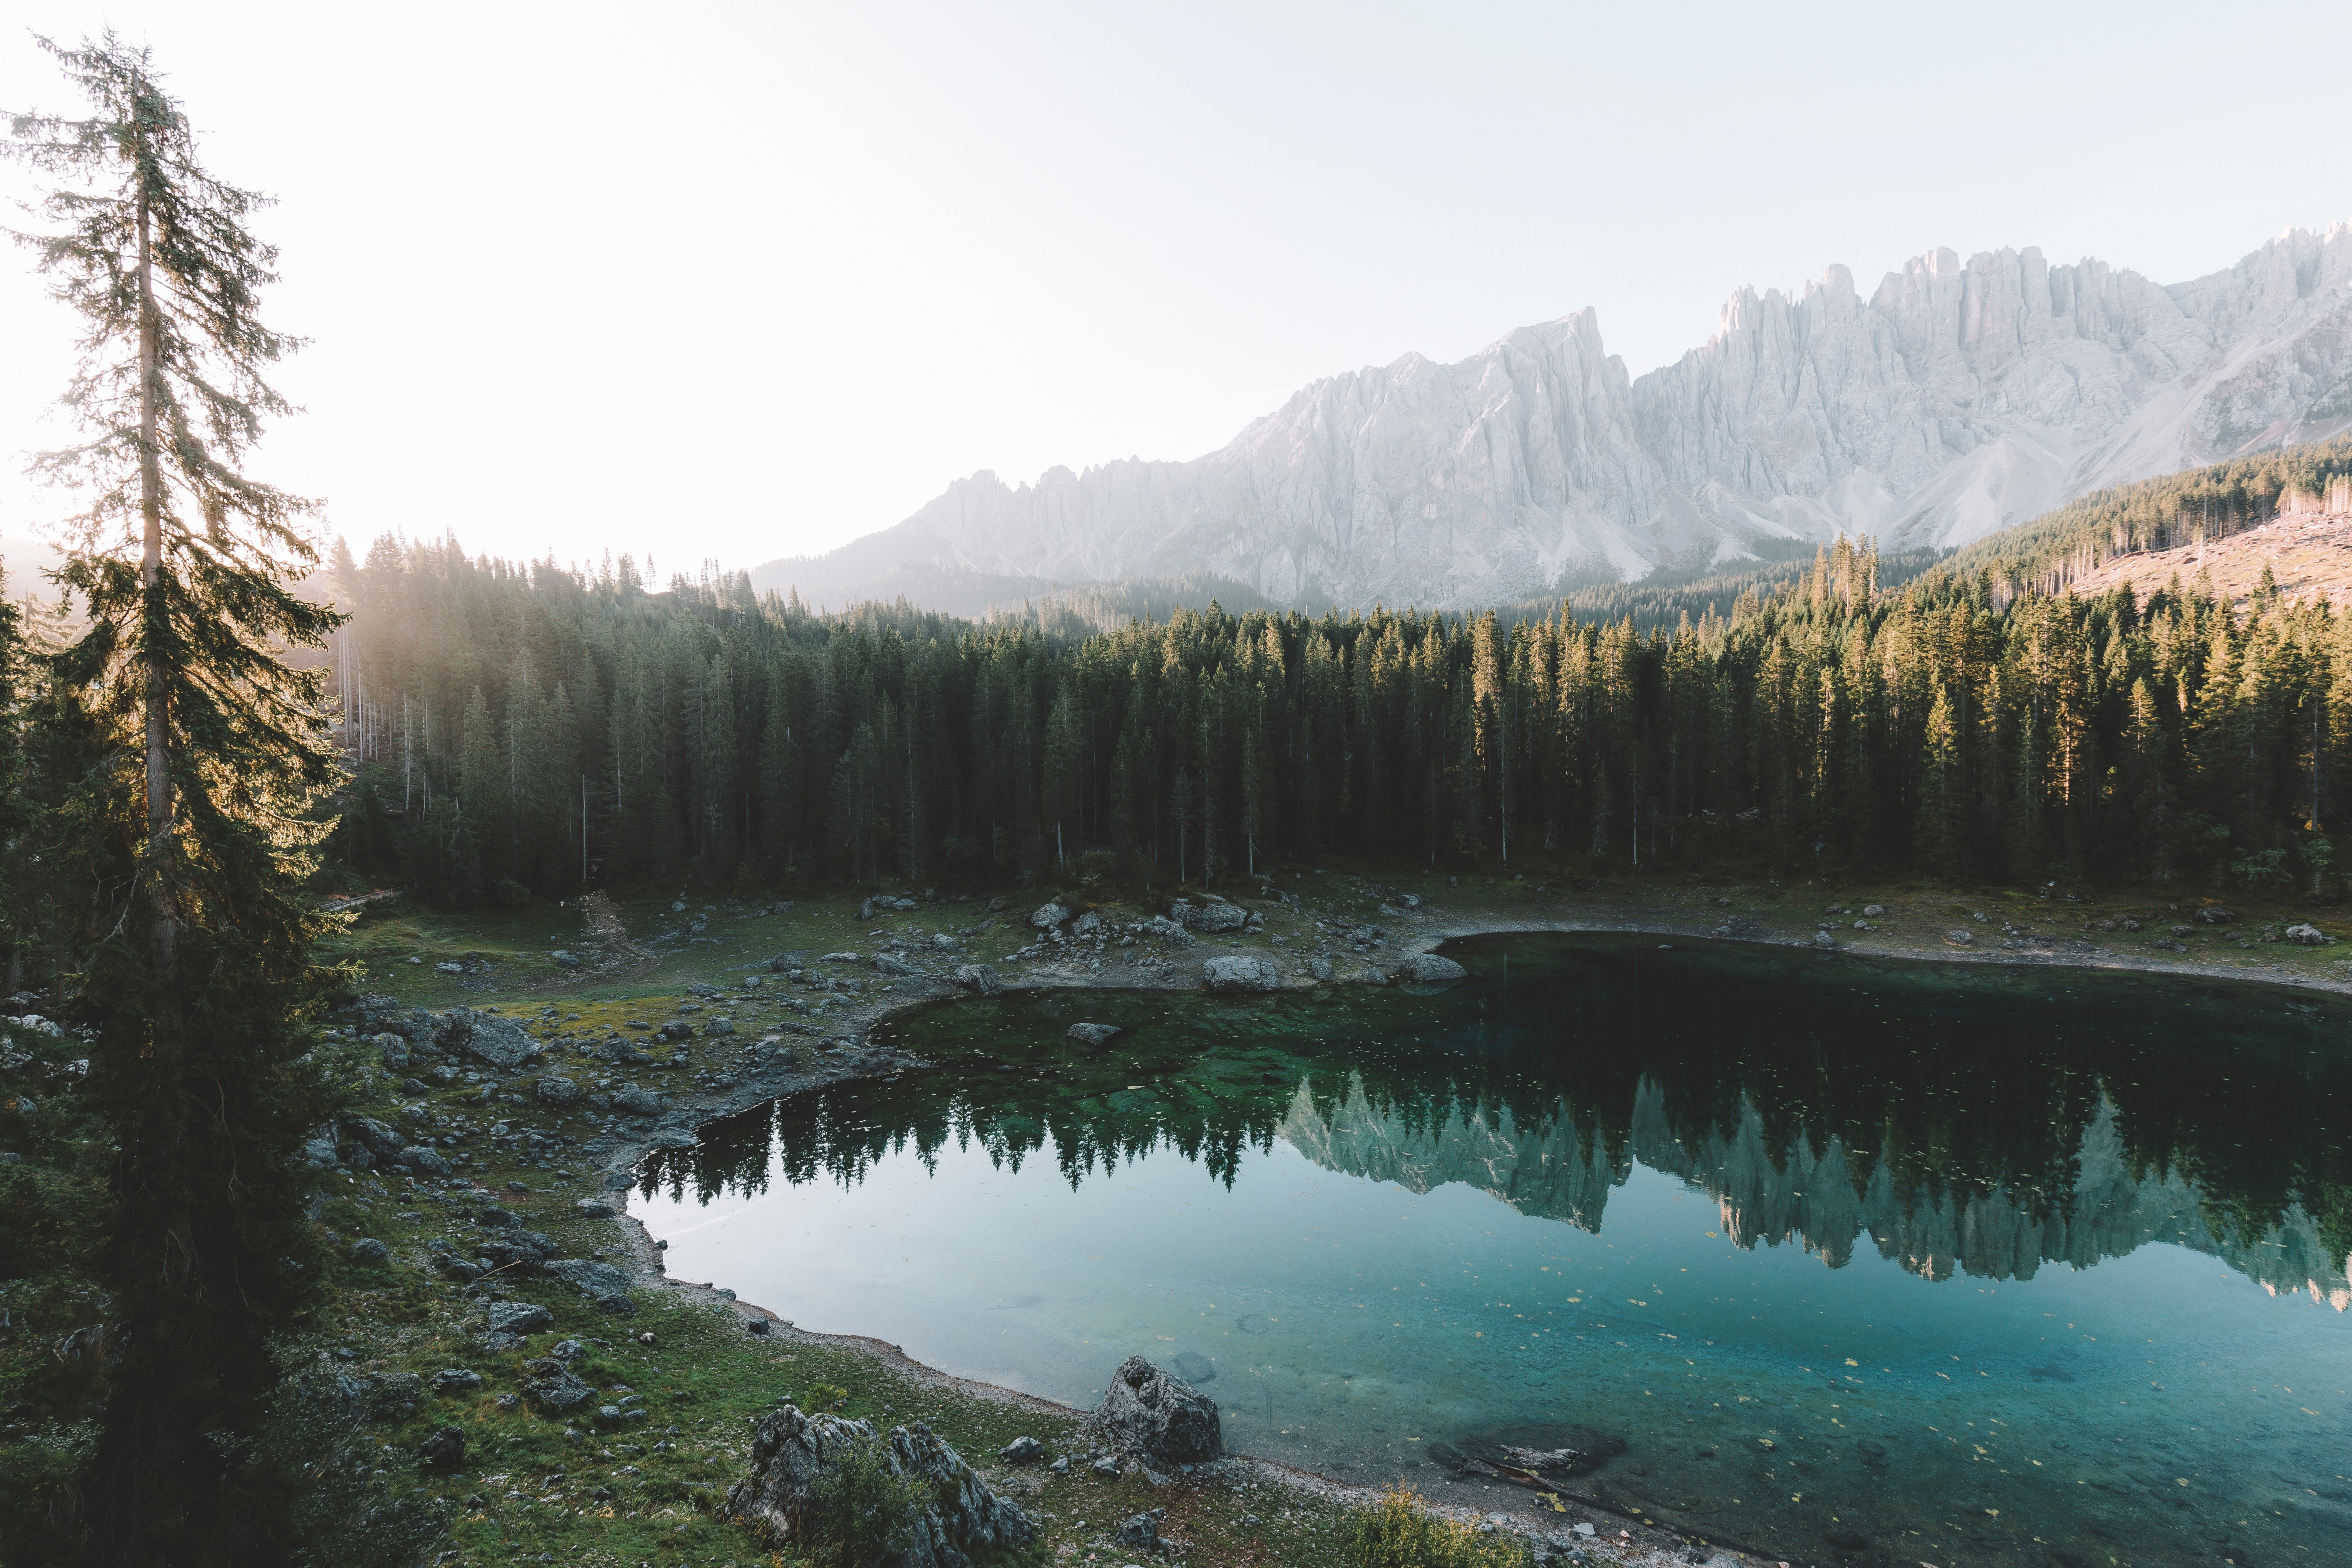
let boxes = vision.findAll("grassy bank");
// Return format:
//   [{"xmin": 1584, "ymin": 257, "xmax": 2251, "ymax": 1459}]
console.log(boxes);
[{"xmin": 9, "ymin": 860, "xmax": 2347, "ymax": 1567}]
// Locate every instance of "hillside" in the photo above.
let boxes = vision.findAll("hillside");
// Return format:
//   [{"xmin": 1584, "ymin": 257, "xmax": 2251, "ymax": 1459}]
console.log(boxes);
[
  {"xmin": 2063, "ymin": 496, "xmax": 2352, "ymax": 608},
  {"xmin": 753, "ymin": 222, "xmax": 2352, "ymax": 612}
]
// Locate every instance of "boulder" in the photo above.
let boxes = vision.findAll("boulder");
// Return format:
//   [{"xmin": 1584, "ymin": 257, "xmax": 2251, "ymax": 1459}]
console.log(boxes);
[
  {"xmin": 1172, "ymin": 899, "xmax": 1248, "ymax": 934},
  {"xmin": 1395, "ymin": 953, "xmax": 1468, "ymax": 984},
  {"xmin": 725, "ymin": 1405, "xmax": 1036, "ymax": 1567},
  {"xmin": 485, "ymin": 1301, "xmax": 552, "ymax": 1336},
  {"xmin": 1029, "ymin": 902, "xmax": 1071, "ymax": 931},
  {"xmin": 344, "ymin": 1116, "xmax": 407, "ymax": 1158},
  {"xmin": 416, "ymin": 1425, "xmax": 467, "ymax": 1470},
  {"xmin": 432, "ymin": 1008, "xmax": 541, "ymax": 1070},
  {"xmin": 523, "ymin": 1364, "xmax": 596, "ymax": 1412},
  {"xmin": 1118, "ymin": 1513, "xmax": 1162, "ymax": 1550},
  {"xmin": 610, "ymin": 1085, "xmax": 670, "ymax": 1119},
  {"xmin": 396, "ymin": 1145, "xmax": 451, "ymax": 1177},
  {"xmin": 1071, "ymin": 911, "xmax": 1102, "ymax": 937},
  {"xmin": 348, "ymin": 1237, "xmax": 390, "ymax": 1265},
  {"xmin": 1424, "ymin": 1420, "xmax": 1625, "ymax": 1485},
  {"xmin": 874, "ymin": 954, "xmax": 922, "ymax": 978},
  {"xmin": 1085, "ymin": 1355, "xmax": 1221, "ymax": 1465},
  {"xmin": 2286, "ymin": 922, "xmax": 2331, "ymax": 945},
  {"xmin": 1139, "ymin": 915, "xmax": 1190, "ymax": 942},
  {"xmin": 950, "ymin": 964, "xmax": 1002, "ymax": 996},
  {"xmin": 534, "ymin": 1075, "xmax": 580, "ymax": 1107},
  {"xmin": 1202, "ymin": 955, "xmax": 1281, "ymax": 994},
  {"xmin": 2194, "ymin": 905, "xmax": 2238, "ymax": 925},
  {"xmin": 999, "ymin": 1436, "xmax": 1047, "ymax": 1464},
  {"xmin": 1066, "ymin": 1022, "xmax": 1122, "ymax": 1048},
  {"xmin": 303, "ymin": 1128, "xmax": 340, "ymax": 1168},
  {"xmin": 1306, "ymin": 956, "xmax": 1334, "ymax": 983},
  {"xmin": 574, "ymin": 1198, "xmax": 616, "ymax": 1218},
  {"xmin": 430, "ymin": 1368, "xmax": 483, "ymax": 1394},
  {"xmin": 378, "ymin": 1036, "xmax": 410, "ymax": 1071},
  {"xmin": 541, "ymin": 1258, "xmax": 636, "ymax": 1314}
]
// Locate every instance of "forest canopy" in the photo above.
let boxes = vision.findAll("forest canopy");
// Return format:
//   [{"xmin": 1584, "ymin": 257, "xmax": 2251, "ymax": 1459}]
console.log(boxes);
[{"xmin": 323, "ymin": 443, "xmax": 2352, "ymax": 906}]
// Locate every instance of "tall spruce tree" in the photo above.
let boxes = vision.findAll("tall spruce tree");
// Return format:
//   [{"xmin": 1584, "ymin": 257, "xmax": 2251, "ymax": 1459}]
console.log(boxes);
[{"xmin": 7, "ymin": 36, "xmax": 342, "ymax": 1565}]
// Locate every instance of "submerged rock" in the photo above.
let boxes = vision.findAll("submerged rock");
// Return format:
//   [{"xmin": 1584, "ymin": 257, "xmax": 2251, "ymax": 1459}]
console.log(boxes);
[
  {"xmin": 1067, "ymin": 1022, "xmax": 1122, "ymax": 1048},
  {"xmin": 1085, "ymin": 1355, "xmax": 1222, "ymax": 1465},
  {"xmin": 1426, "ymin": 1421, "xmax": 1625, "ymax": 1485},
  {"xmin": 726, "ymin": 1404, "xmax": 1034, "ymax": 1567}
]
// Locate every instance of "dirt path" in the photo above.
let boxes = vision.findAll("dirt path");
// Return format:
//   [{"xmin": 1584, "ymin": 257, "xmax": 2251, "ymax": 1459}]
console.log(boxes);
[{"xmin": 546, "ymin": 889, "xmax": 661, "ymax": 990}]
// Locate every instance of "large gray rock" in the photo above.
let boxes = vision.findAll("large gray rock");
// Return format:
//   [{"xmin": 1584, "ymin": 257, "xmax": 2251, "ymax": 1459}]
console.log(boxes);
[
  {"xmin": 484, "ymin": 1301, "xmax": 552, "ymax": 1336},
  {"xmin": 1029, "ymin": 902, "xmax": 1071, "ymax": 931},
  {"xmin": 2286, "ymin": 922, "xmax": 2331, "ymax": 945},
  {"xmin": 726, "ymin": 1405, "xmax": 1035, "ymax": 1567},
  {"xmin": 523, "ymin": 1363, "xmax": 596, "ymax": 1412},
  {"xmin": 873, "ymin": 953, "xmax": 922, "ymax": 978},
  {"xmin": 1172, "ymin": 898, "xmax": 1248, "ymax": 933},
  {"xmin": 1202, "ymin": 955, "xmax": 1280, "ymax": 994},
  {"xmin": 541, "ymin": 1258, "xmax": 635, "ymax": 1314},
  {"xmin": 1395, "ymin": 953, "xmax": 1468, "ymax": 984},
  {"xmin": 949, "ymin": 964, "xmax": 1002, "ymax": 995},
  {"xmin": 534, "ymin": 1075, "xmax": 580, "ymax": 1106},
  {"xmin": 344, "ymin": 1117, "xmax": 407, "ymax": 1158},
  {"xmin": 396, "ymin": 1145, "xmax": 451, "ymax": 1176},
  {"xmin": 432, "ymin": 1007, "xmax": 541, "ymax": 1069},
  {"xmin": 610, "ymin": 1085, "xmax": 670, "ymax": 1119},
  {"xmin": 1085, "ymin": 1355, "xmax": 1221, "ymax": 1466}
]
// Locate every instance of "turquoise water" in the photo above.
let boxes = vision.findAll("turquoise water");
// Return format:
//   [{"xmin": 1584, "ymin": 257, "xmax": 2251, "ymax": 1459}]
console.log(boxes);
[{"xmin": 635, "ymin": 934, "xmax": 2352, "ymax": 1566}]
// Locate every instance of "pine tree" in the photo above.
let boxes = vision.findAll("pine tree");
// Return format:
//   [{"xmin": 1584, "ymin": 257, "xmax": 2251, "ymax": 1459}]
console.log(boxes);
[{"xmin": 7, "ymin": 36, "xmax": 342, "ymax": 1565}]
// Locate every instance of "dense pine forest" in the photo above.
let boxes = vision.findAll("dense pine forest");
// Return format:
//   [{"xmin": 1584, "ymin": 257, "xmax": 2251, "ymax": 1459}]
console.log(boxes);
[{"xmin": 315, "ymin": 457, "xmax": 2352, "ymax": 906}]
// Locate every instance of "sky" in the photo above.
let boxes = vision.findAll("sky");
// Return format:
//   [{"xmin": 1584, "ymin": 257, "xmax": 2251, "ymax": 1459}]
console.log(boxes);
[{"xmin": 2, "ymin": 0, "xmax": 2349, "ymax": 578}]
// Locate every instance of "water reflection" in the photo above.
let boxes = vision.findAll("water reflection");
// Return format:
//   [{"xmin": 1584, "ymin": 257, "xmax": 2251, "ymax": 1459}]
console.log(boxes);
[{"xmin": 644, "ymin": 936, "xmax": 2352, "ymax": 1309}]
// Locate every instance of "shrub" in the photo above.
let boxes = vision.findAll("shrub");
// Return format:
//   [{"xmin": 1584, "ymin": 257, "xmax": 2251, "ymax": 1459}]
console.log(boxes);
[
  {"xmin": 1339, "ymin": 1485, "xmax": 1535, "ymax": 1568},
  {"xmin": 796, "ymin": 1434, "xmax": 932, "ymax": 1568}
]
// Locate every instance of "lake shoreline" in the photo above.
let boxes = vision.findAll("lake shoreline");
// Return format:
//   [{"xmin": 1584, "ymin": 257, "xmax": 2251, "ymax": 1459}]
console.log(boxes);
[{"xmin": 567, "ymin": 895, "xmax": 2346, "ymax": 1566}]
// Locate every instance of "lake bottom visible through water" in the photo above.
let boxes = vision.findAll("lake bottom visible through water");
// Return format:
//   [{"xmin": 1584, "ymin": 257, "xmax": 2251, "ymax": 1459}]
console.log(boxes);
[{"xmin": 636, "ymin": 935, "xmax": 2352, "ymax": 1568}]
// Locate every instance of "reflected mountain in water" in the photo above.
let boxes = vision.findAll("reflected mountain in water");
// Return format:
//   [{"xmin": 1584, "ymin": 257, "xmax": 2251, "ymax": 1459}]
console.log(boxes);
[
  {"xmin": 1283, "ymin": 1074, "xmax": 2352, "ymax": 1307},
  {"xmin": 643, "ymin": 933, "xmax": 2352, "ymax": 1309}
]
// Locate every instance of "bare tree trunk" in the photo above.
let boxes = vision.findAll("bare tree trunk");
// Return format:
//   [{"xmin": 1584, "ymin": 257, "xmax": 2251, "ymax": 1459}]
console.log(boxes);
[{"xmin": 134, "ymin": 80, "xmax": 178, "ymax": 1009}]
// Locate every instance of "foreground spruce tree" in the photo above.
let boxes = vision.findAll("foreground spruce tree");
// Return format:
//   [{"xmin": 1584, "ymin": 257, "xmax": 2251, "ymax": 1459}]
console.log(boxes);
[{"xmin": 7, "ymin": 36, "xmax": 343, "ymax": 1566}]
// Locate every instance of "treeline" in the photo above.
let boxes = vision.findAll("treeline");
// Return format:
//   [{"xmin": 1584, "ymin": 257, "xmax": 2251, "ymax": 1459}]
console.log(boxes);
[{"xmin": 328, "ymin": 514, "xmax": 2348, "ymax": 902}]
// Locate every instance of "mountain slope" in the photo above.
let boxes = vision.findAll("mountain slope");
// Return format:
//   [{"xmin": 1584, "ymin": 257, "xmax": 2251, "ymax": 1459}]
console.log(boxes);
[{"xmin": 755, "ymin": 222, "xmax": 2352, "ymax": 611}]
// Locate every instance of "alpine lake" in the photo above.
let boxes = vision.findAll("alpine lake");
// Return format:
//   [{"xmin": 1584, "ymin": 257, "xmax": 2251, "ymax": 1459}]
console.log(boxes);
[{"xmin": 633, "ymin": 933, "xmax": 2352, "ymax": 1568}]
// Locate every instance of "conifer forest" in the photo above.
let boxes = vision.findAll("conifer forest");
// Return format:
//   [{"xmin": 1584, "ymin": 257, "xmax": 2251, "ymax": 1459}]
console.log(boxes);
[{"xmin": 320, "ymin": 432, "xmax": 2352, "ymax": 909}]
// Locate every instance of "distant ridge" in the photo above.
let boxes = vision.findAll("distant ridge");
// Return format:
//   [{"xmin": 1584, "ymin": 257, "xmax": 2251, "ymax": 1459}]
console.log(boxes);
[{"xmin": 754, "ymin": 222, "xmax": 2352, "ymax": 612}]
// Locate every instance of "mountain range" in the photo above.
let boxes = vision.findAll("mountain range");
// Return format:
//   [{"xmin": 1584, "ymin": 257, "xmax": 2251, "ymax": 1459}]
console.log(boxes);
[{"xmin": 752, "ymin": 222, "xmax": 2352, "ymax": 613}]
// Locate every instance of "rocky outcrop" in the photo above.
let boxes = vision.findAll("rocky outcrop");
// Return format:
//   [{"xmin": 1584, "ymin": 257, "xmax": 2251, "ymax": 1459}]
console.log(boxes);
[
  {"xmin": 753, "ymin": 223, "xmax": 2352, "ymax": 606},
  {"xmin": 1083, "ymin": 1356, "xmax": 1222, "ymax": 1466},
  {"xmin": 1394, "ymin": 952, "xmax": 1468, "ymax": 984},
  {"xmin": 726, "ymin": 1405, "xmax": 1035, "ymax": 1567}
]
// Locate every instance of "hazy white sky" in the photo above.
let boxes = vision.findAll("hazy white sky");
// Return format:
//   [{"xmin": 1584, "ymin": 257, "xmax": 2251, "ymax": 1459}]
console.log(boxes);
[{"xmin": 2, "ymin": 1, "xmax": 2349, "ymax": 576}]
